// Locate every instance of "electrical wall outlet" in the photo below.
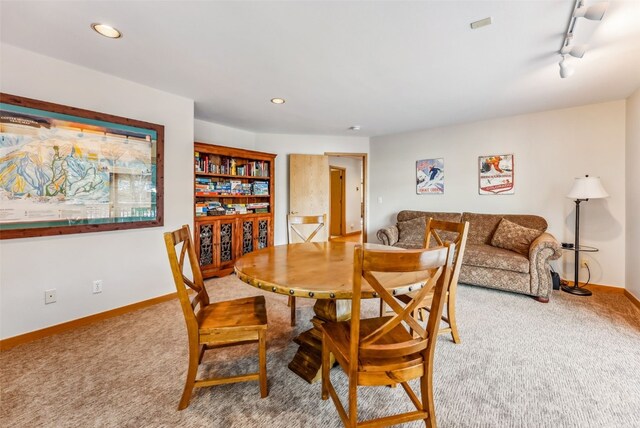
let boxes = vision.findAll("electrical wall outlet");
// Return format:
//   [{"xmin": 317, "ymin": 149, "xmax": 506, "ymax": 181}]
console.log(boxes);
[
  {"xmin": 92, "ymin": 280, "xmax": 103, "ymax": 294},
  {"xmin": 45, "ymin": 289, "xmax": 56, "ymax": 304}
]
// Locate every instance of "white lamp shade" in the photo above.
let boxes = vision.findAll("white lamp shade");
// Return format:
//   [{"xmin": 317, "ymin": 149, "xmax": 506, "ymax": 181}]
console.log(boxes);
[
  {"xmin": 567, "ymin": 176, "xmax": 609, "ymax": 199},
  {"xmin": 574, "ymin": 2, "xmax": 608, "ymax": 20}
]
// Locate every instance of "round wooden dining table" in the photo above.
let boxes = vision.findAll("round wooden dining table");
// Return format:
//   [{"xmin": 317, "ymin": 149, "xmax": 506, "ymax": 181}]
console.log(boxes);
[{"xmin": 234, "ymin": 241, "xmax": 430, "ymax": 383}]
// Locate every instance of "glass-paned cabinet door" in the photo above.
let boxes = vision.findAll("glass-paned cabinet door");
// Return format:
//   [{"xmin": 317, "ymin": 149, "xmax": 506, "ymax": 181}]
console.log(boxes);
[
  {"xmin": 198, "ymin": 223, "xmax": 215, "ymax": 267},
  {"xmin": 217, "ymin": 219, "xmax": 236, "ymax": 264},
  {"xmin": 257, "ymin": 217, "xmax": 271, "ymax": 250},
  {"xmin": 241, "ymin": 219, "xmax": 254, "ymax": 255}
]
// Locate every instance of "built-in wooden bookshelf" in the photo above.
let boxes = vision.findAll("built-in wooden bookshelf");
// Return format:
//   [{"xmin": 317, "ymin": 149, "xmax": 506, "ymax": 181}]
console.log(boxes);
[{"xmin": 193, "ymin": 143, "xmax": 276, "ymax": 278}]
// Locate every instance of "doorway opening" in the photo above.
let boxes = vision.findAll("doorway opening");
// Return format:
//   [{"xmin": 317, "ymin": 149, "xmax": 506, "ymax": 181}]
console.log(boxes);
[
  {"xmin": 329, "ymin": 166, "xmax": 346, "ymax": 237},
  {"xmin": 326, "ymin": 153, "xmax": 366, "ymax": 244}
]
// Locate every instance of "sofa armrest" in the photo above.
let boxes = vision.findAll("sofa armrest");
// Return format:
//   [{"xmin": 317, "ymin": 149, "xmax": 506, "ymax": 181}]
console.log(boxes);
[
  {"xmin": 529, "ymin": 232, "xmax": 562, "ymax": 298},
  {"xmin": 377, "ymin": 225, "xmax": 399, "ymax": 246}
]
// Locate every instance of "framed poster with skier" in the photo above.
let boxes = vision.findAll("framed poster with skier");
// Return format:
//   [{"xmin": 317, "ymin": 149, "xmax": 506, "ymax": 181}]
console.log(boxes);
[
  {"xmin": 416, "ymin": 158, "xmax": 444, "ymax": 194},
  {"xmin": 478, "ymin": 154, "xmax": 514, "ymax": 195}
]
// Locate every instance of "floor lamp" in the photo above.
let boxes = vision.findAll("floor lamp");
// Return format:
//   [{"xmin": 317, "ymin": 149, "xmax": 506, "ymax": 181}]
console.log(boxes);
[{"xmin": 561, "ymin": 175, "xmax": 608, "ymax": 296}]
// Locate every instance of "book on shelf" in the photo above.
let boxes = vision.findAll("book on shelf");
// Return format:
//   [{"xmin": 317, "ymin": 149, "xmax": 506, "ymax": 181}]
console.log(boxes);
[
  {"xmin": 195, "ymin": 153, "xmax": 269, "ymax": 178},
  {"xmin": 230, "ymin": 180, "xmax": 242, "ymax": 194},
  {"xmin": 195, "ymin": 178, "xmax": 271, "ymax": 196},
  {"xmin": 252, "ymin": 181, "xmax": 269, "ymax": 195}
]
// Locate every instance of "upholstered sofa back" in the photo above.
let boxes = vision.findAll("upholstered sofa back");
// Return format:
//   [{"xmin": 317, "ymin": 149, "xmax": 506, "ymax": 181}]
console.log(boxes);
[
  {"xmin": 397, "ymin": 210, "xmax": 462, "ymax": 223},
  {"xmin": 460, "ymin": 213, "xmax": 548, "ymax": 245}
]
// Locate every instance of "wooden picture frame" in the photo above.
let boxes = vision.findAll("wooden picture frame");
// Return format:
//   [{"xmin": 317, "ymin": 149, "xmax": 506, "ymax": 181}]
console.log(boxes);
[
  {"xmin": 0, "ymin": 93, "xmax": 164, "ymax": 239},
  {"xmin": 416, "ymin": 158, "xmax": 444, "ymax": 194},
  {"xmin": 478, "ymin": 154, "xmax": 514, "ymax": 195}
]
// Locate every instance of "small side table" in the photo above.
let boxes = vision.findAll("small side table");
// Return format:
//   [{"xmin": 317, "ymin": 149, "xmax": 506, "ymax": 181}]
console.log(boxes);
[{"xmin": 560, "ymin": 245, "xmax": 598, "ymax": 296}]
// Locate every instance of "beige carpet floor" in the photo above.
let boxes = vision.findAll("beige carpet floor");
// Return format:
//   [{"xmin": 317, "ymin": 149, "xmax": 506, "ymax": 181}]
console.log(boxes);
[{"xmin": 2, "ymin": 277, "xmax": 639, "ymax": 428}]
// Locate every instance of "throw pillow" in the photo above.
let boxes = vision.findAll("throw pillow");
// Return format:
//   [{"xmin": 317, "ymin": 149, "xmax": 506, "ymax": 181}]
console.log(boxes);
[
  {"xmin": 397, "ymin": 216, "xmax": 426, "ymax": 247},
  {"xmin": 491, "ymin": 218, "xmax": 543, "ymax": 256}
]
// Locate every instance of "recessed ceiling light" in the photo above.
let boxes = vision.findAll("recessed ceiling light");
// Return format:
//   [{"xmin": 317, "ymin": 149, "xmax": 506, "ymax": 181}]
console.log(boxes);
[
  {"xmin": 349, "ymin": 126, "xmax": 361, "ymax": 131},
  {"xmin": 91, "ymin": 23, "xmax": 122, "ymax": 39},
  {"xmin": 270, "ymin": 98, "xmax": 285, "ymax": 104}
]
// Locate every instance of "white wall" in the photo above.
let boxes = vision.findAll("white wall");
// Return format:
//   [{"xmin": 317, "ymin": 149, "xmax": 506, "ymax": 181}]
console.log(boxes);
[
  {"xmin": 195, "ymin": 124, "xmax": 370, "ymax": 245},
  {"xmin": 0, "ymin": 44, "xmax": 195, "ymax": 339},
  {"xmin": 329, "ymin": 156, "xmax": 363, "ymax": 234},
  {"xmin": 195, "ymin": 119, "xmax": 256, "ymax": 150},
  {"xmin": 370, "ymin": 101, "xmax": 626, "ymax": 287},
  {"xmin": 254, "ymin": 134, "xmax": 369, "ymax": 245},
  {"xmin": 626, "ymin": 88, "xmax": 640, "ymax": 298}
]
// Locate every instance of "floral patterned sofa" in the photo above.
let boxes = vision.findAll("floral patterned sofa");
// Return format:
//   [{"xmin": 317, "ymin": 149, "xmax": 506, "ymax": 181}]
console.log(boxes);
[{"xmin": 377, "ymin": 211, "xmax": 562, "ymax": 302}]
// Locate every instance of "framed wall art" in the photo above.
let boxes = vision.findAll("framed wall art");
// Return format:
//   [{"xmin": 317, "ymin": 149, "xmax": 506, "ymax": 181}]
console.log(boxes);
[
  {"xmin": 416, "ymin": 158, "xmax": 444, "ymax": 194},
  {"xmin": 0, "ymin": 93, "xmax": 164, "ymax": 239},
  {"xmin": 478, "ymin": 154, "xmax": 514, "ymax": 195}
]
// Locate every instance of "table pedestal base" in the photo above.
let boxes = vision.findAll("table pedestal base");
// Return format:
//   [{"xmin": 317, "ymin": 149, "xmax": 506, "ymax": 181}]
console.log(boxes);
[{"xmin": 288, "ymin": 299, "xmax": 351, "ymax": 383}]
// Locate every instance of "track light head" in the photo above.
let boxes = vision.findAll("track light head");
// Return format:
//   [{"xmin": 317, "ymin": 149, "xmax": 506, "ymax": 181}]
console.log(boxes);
[
  {"xmin": 574, "ymin": 1, "xmax": 608, "ymax": 21},
  {"xmin": 559, "ymin": 55, "xmax": 575, "ymax": 78},
  {"xmin": 561, "ymin": 44, "xmax": 587, "ymax": 59}
]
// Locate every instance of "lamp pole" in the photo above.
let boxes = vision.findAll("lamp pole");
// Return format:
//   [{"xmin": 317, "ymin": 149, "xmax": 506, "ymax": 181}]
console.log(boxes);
[{"xmin": 561, "ymin": 198, "xmax": 592, "ymax": 296}]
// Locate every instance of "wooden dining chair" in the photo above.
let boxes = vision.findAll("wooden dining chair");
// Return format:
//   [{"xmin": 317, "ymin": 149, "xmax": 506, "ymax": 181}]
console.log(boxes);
[
  {"xmin": 286, "ymin": 213, "xmax": 327, "ymax": 326},
  {"xmin": 382, "ymin": 218, "xmax": 469, "ymax": 344},
  {"xmin": 321, "ymin": 243, "xmax": 454, "ymax": 428},
  {"xmin": 164, "ymin": 224, "xmax": 268, "ymax": 410}
]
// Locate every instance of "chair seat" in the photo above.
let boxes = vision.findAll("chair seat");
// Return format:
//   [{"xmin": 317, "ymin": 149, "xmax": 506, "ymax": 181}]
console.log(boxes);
[
  {"xmin": 323, "ymin": 317, "xmax": 423, "ymax": 373},
  {"xmin": 197, "ymin": 295, "xmax": 268, "ymax": 332}
]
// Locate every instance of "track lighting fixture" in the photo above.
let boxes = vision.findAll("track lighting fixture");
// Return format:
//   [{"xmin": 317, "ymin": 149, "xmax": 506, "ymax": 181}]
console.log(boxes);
[
  {"xmin": 559, "ymin": 55, "xmax": 575, "ymax": 79},
  {"xmin": 561, "ymin": 44, "xmax": 587, "ymax": 59},
  {"xmin": 556, "ymin": 1, "xmax": 607, "ymax": 78},
  {"xmin": 573, "ymin": 1, "xmax": 608, "ymax": 21}
]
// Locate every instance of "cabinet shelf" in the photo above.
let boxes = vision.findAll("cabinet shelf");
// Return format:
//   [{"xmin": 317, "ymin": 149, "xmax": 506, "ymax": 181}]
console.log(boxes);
[
  {"xmin": 195, "ymin": 212, "xmax": 271, "ymax": 222},
  {"xmin": 195, "ymin": 193, "xmax": 270, "ymax": 198},
  {"xmin": 195, "ymin": 172, "xmax": 270, "ymax": 180}
]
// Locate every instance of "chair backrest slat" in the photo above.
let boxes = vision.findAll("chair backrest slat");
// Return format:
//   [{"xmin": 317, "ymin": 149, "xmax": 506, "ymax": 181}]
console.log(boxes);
[
  {"xmin": 287, "ymin": 214, "xmax": 327, "ymax": 243},
  {"xmin": 164, "ymin": 225, "xmax": 210, "ymax": 332},
  {"xmin": 424, "ymin": 218, "xmax": 469, "ymax": 293},
  {"xmin": 351, "ymin": 245, "xmax": 453, "ymax": 361}
]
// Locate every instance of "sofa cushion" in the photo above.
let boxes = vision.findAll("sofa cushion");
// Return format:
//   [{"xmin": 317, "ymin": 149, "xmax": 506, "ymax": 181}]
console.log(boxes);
[
  {"xmin": 462, "ymin": 244, "xmax": 530, "ymax": 273},
  {"xmin": 397, "ymin": 216, "xmax": 426, "ymax": 247},
  {"xmin": 461, "ymin": 212, "xmax": 548, "ymax": 245},
  {"xmin": 397, "ymin": 210, "xmax": 462, "ymax": 223},
  {"xmin": 491, "ymin": 218, "xmax": 543, "ymax": 256},
  {"xmin": 395, "ymin": 241, "xmax": 423, "ymax": 250}
]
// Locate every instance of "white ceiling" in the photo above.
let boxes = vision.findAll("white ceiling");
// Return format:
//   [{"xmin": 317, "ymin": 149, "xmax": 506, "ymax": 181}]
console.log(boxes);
[{"xmin": 1, "ymin": 1, "xmax": 639, "ymax": 137}]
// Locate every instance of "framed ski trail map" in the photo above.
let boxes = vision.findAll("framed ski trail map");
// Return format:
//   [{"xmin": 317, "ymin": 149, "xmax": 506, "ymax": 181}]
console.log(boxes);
[{"xmin": 0, "ymin": 93, "xmax": 164, "ymax": 239}]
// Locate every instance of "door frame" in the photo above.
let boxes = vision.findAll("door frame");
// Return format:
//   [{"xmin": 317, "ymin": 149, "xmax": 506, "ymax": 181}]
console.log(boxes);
[
  {"xmin": 329, "ymin": 166, "xmax": 347, "ymax": 236},
  {"xmin": 325, "ymin": 152, "xmax": 368, "ymax": 243}
]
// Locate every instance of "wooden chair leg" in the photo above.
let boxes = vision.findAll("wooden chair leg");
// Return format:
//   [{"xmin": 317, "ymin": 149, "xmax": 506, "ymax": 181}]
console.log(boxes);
[
  {"xmin": 379, "ymin": 297, "xmax": 384, "ymax": 317},
  {"xmin": 178, "ymin": 343, "xmax": 200, "ymax": 410},
  {"xmin": 420, "ymin": 362, "xmax": 436, "ymax": 428},
  {"xmin": 348, "ymin": 379, "xmax": 358, "ymax": 428},
  {"xmin": 290, "ymin": 296, "xmax": 296, "ymax": 326},
  {"xmin": 321, "ymin": 334, "xmax": 330, "ymax": 400},
  {"xmin": 447, "ymin": 293, "xmax": 461, "ymax": 344},
  {"xmin": 258, "ymin": 329, "xmax": 268, "ymax": 398}
]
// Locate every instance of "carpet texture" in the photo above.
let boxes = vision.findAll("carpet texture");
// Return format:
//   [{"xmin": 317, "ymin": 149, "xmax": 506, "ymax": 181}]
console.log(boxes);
[{"xmin": 2, "ymin": 277, "xmax": 639, "ymax": 428}]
